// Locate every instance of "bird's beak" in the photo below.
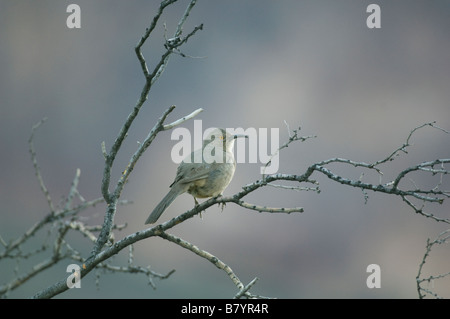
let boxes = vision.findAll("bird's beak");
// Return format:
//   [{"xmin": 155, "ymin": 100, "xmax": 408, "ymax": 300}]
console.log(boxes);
[{"xmin": 233, "ymin": 134, "xmax": 248, "ymax": 139}]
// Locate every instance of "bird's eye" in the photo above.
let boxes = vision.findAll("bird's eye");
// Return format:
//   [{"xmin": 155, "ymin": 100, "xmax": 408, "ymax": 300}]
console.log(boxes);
[{"xmin": 219, "ymin": 135, "xmax": 224, "ymax": 140}]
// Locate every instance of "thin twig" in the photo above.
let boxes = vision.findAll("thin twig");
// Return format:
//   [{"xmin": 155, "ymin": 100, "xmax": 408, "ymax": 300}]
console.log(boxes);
[
  {"xmin": 158, "ymin": 231, "xmax": 260, "ymax": 297},
  {"xmin": 65, "ymin": 168, "xmax": 81, "ymax": 210},
  {"xmin": 28, "ymin": 117, "xmax": 55, "ymax": 212},
  {"xmin": 235, "ymin": 200, "xmax": 304, "ymax": 214},
  {"xmin": 163, "ymin": 108, "xmax": 203, "ymax": 130},
  {"xmin": 416, "ymin": 230, "xmax": 450, "ymax": 299}
]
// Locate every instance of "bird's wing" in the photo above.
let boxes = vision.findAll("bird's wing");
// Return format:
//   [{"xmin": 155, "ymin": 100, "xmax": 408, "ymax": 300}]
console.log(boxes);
[{"xmin": 172, "ymin": 162, "xmax": 213, "ymax": 186}]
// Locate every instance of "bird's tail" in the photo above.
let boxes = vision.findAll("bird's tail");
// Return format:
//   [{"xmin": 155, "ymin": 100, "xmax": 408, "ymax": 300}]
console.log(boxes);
[{"xmin": 145, "ymin": 187, "xmax": 183, "ymax": 224}]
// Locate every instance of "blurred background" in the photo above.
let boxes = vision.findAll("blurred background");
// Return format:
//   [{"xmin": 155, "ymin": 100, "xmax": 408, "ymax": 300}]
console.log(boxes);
[{"xmin": 1, "ymin": 0, "xmax": 449, "ymax": 298}]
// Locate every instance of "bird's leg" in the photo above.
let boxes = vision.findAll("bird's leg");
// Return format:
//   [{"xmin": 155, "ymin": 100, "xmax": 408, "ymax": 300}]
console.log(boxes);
[
  {"xmin": 214, "ymin": 193, "xmax": 226, "ymax": 212},
  {"xmin": 193, "ymin": 197, "xmax": 203, "ymax": 219}
]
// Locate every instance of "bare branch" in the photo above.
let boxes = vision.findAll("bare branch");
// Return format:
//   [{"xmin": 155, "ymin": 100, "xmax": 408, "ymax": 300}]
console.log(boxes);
[
  {"xmin": 30, "ymin": 0, "xmax": 203, "ymax": 299},
  {"xmin": 95, "ymin": 263, "xmax": 175, "ymax": 290},
  {"xmin": 28, "ymin": 117, "xmax": 55, "ymax": 212},
  {"xmin": 416, "ymin": 230, "xmax": 450, "ymax": 299},
  {"xmin": 113, "ymin": 105, "xmax": 177, "ymax": 199},
  {"xmin": 67, "ymin": 221, "xmax": 98, "ymax": 243},
  {"xmin": 65, "ymin": 168, "xmax": 81, "ymax": 211},
  {"xmin": 392, "ymin": 159, "xmax": 450, "ymax": 191},
  {"xmin": 27, "ymin": 116, "xmax": 449, "ymax": 298},
  {"xmin": 163, "ymin": 108, "xmax": 203, "ymax": 130},
  {"xmin": 261, "ymin": 123, "xmax": 317, "ymax": 178},
  {"xmin": 371, "ymin": 121, "xmax": 449, "ymax": 168},
  {"xmin": 158, "ymin": 231, "xmax": 270, "ymax": 299},
  {"xmin": 234, "ymin": 277, "xmax": 270, "ymax": 299},
  {"xmin": 0, "ymin": 220, "xmax": 71, "ymax": 296},
  {"xmin": 0, "ymin": 197, "xmax": 104, "ymax": 260},
  {"xmin": 135, "ymin": 0, "xmax": 178, "ymax": 79},
  {"xmin": 159, "ymin": 231, "xmax": 244, "ymax": 289},
  {"xmin": 266, "ymin": 183, "xmax": 320, "ymax": 193},
  {"xmin": 0, "ymin": 255, "xmax": 60, "ymax": 296},
  {"xmin": 174, "ymin": 0, "xmax": 197, "ymax": 37},
  {"xmin": 103, "ymin": 0, "xmax": 202, "ymax": 203},
  {"xmin": 234, "ymin": 200, "xmax": 304, "ymax": 214}
]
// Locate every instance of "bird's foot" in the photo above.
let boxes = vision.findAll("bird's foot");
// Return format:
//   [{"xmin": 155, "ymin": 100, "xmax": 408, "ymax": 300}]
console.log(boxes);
[
  {"xmin": 193, "ymin": 197, "xmax": 204, "ymax": 219},
  {"xmin": 213, "ymin": 194, "xmax": 225, "ymax": 212}
]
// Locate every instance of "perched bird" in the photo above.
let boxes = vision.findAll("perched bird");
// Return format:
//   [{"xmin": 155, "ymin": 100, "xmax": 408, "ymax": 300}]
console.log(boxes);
[{"xmin": 145, "ymin": 128, "xmax": 247, "ymax": 224}]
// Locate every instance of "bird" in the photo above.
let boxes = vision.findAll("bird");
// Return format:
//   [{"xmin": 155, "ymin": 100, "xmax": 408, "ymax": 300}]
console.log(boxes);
[{"xmin": 145, "ymin": 128, "xmax": 247, "ymax": 224}]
